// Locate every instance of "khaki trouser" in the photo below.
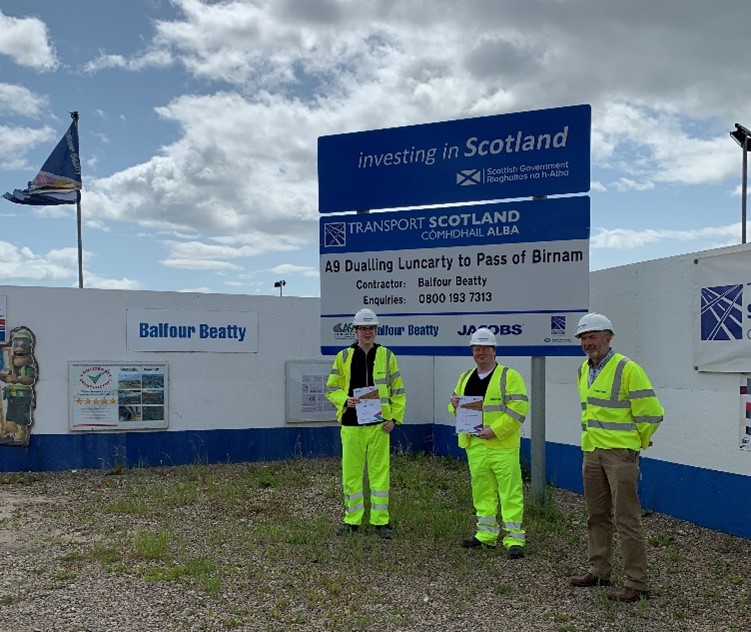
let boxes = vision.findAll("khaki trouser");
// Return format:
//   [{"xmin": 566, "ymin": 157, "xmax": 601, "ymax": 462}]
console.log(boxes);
[{"xmin": 582, "ymin": 448, "xmax": 649, "ymax": 591}]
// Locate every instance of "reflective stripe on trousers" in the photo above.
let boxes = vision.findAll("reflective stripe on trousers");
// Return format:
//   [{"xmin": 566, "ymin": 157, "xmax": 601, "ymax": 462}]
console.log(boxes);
[
  {"xmin": 340, "ymin": 424, "xmax": 391, "ymax": 526},
  {"xmin": 465, "ymin": 439, "xmax": 525, "ymax": 549}
]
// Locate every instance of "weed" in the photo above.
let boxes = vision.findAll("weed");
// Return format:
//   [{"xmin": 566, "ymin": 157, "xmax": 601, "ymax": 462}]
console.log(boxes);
[{"xmin": 134, "ymin": 531, "xmax": 169, "ymax": 560}]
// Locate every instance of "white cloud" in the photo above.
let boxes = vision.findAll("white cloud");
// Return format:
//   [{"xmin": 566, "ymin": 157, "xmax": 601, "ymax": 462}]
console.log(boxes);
[
  {"xmin": 0, "ymin": 124, "xmax": 56, "ymax": 170},
  {"xmin": 269, "ymin": 263, "xmax": 319, "ymax": 278},
  {"xmin": 160, "ymin": 258, "xmax": 243, "ymax": 271},
  {"xmin": 83, "ymin": 273, "xmax": 141, "ymax": 290},
  {"xmin": 612, "ymin": 177, "xmax": 655, "ymax": 192},
  {"xmin": 0, "ymin": 242, "xmax": 74, "ymax": 281},
  {"xmin": 591, "ymin": 224, "xmax": 742, "ymax": 249},
  {"xmin": 0, "ymin": 11, "xmax": 58, "ymax": 70},
  {"xmin": 0, "ymin": 83, "xmax": 48, "ymax": 117}
]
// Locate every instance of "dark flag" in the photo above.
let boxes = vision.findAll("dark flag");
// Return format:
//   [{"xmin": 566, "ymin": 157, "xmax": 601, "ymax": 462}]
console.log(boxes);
[{"xmin": 3, "ymin": 113, "xmax": 82, "ymax": 205}]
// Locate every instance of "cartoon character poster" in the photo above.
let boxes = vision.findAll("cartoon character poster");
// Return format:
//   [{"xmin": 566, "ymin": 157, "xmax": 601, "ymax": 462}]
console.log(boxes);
[{"xmin": 0, "ymin": 326, "xmax": 38, "ymax": 446}]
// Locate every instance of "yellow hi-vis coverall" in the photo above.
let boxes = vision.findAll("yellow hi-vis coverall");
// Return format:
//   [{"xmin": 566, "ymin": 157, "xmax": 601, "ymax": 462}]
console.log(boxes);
[
  {"xmin": 450, "ymin": 364, "xmax": 529, "ymax": 549},
  {"xmin": 326, "ymin": 345, "xmax": 406, "ymax": 526}
]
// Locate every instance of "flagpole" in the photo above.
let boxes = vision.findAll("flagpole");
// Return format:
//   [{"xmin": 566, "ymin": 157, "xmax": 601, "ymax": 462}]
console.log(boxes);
[
  {"xmin": 71, "ymin": 112, "xmax": 83, "ymax": 289},
  {"xmin": 77, "ymin": 196, "xmax": 83, "ymax": 288}
]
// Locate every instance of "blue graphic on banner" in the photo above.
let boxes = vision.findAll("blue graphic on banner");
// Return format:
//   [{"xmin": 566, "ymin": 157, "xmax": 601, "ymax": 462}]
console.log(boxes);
[
  {"xmin": 318, "ymin": 104, "xmax": 590, "ymax": 213},
  {"xmin": 700, "ymin": 284, "xmax": 743, "ymax": 340}
]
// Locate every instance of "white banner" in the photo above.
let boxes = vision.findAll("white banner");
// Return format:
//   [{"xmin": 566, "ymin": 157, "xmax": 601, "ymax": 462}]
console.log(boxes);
[
  {"xmin": 694, "ymin": 246, "xmax": 751, "ymax": 372},
  {"xmin": 126, "ymin": 308, "xmax": 259, "ymax": 353}
]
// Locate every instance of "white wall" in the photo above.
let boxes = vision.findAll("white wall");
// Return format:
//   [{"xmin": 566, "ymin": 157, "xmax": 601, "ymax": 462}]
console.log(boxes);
[
  {"xmin": 5, "ymin": 241, "xmax": 751, "ymax": 479},
  {"xmin": 4, "ymin": 285, "xmax": 435, "ymax": 435}
]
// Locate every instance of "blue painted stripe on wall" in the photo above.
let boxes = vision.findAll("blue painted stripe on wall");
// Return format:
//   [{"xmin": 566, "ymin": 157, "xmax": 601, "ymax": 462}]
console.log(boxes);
[
  {"xmin": 432, "ymin": 425, "xmax": 751, "ymax": 540},
  {"xmin": 2, "ymin": 424, "xmax": 748, "ymax": 539},
  {"xmin": 0, "ymin": 424, "xmax": 434, "ymax": 473}
]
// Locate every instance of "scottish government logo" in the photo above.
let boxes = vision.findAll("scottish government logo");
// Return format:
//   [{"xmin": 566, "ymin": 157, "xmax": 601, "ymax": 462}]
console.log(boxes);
[{"xmin": 700, "ymin": 284, "xmax": 743, "ymax": 340}]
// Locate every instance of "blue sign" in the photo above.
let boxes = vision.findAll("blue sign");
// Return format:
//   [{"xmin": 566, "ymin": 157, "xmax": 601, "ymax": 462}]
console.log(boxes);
[
  {"xmin": 320, "ymin": 197, "xmax": 590, "ymax": 356},
  {"xmin": 318, "ymin": 104, "xmax": 590, "ymax": 213}
]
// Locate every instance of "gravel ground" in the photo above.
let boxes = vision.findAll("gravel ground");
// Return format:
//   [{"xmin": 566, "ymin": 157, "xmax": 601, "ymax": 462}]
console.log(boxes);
[{"xmin": 0, "ymin": 457, "xmax": 748, "ymax": 632}]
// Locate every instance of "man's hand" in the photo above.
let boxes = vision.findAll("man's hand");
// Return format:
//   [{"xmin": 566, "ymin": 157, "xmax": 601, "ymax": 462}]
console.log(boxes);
[
  {"xmin": 383, "ymin": 420, "xmax": 397, "ymax": 433},
  {"xmin": 476, "ymin": 427, "xmax": 495, "ymax": 439}
]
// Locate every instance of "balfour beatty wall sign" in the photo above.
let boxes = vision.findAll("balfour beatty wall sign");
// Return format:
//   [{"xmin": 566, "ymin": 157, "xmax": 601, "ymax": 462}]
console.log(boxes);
[
  {"xmin": 318, "ymin": 104, "xmax": 590, "ymax": 213},
  {"xmin": 126, "ymin": 308, "xmax": 259, "ymax": 352},
  {"xmin": 320, "ymin": 197, "xmax": 590, "ymax": 356}
]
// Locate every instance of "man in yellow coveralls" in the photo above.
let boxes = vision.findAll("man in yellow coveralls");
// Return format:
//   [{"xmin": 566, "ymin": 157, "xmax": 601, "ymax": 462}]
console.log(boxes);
[
  {"xmin": 449, "ymin": 327, "xmax": 529, "ymax": 559},
  {"xmin": 326, "ymin": 308, "xmax": 406, "ymax": 539}
]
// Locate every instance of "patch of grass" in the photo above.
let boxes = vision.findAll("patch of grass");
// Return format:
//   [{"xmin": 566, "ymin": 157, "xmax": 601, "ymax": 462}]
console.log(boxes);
[
  {"xmin": 0, "ymin": 472, "xmax": 42, "ymax": 486},
  {"xmin": 142, "ymin": 557, "xmax": 221, "ymax": 594},
  {"xmin": 134, "ymin": 530, "xmax": 169, "ymax": 560}
]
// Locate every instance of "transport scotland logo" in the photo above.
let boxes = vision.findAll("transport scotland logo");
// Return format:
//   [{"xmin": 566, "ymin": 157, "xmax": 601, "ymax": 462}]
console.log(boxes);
[
  {"xmin": 550, "ymin": 315, "xmax": 566, "ymax": 335},
  {"xmin": 324, "ymin": 222, "xmax": 346, "ymax": 247},
  {"xmin": 700, "ymin": 284, "xmax": 743, "ymax": 340}
]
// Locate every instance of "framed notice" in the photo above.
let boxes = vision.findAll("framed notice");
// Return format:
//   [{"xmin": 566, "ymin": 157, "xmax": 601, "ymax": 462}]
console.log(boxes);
[
  {"xmin": 285, "ymin": 360, "xmax": 338, "ymax": 423},
  {"xmin": 69, "ymin": 362, "xmax": 168, "ymax": 431}
]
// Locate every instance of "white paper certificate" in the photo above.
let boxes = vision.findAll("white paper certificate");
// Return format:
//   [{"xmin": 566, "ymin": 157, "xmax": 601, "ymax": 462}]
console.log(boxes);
[
  {"xmin": 354, "ymin": 386, "xmax": 383, "ymax": 424},
  {"xmin": 456, "ymin": 396, "xmax": 483, "ymax": 434}
]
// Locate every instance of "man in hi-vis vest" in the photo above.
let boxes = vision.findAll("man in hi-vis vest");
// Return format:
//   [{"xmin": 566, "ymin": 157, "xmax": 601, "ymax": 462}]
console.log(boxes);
[
  {"xmin": 326, "ymin": 309, "xmax": 406, "ymax": 540},
  {"xmin": 570, "ymin": 313, "xmax": 664, "ymax": 603},
  {"xmin": 449, "ymin": 327, "xmax": 529, "ymax": 559}
]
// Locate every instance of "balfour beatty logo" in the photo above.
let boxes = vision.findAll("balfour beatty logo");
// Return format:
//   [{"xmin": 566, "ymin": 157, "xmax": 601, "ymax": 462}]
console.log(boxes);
[
  {"xmin": 139, "ymin": 322, "xmax": 247, "ymax": 342},
  {"xmin": 457, "ymin": 324, "xmax": 523, "ymax": 336},
  {"xmin": 332, "ymin": 323, "xmax": 409, "ymax": 338}
]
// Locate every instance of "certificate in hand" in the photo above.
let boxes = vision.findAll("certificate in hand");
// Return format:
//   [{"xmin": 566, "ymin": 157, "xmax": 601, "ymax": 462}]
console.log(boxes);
[
  {"xmin": 456, "ymin": 396, "xmax": 483, "ymax": 434},
  {"xmin": 354, "ymin": 386, "xmax": 383, "ymax": 424}
]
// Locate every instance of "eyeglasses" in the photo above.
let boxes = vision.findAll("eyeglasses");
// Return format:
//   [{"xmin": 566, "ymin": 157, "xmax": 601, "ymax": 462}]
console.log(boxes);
[{"xmin": 356, "ymin": 326, "xmax": 377, "ymax": 332}]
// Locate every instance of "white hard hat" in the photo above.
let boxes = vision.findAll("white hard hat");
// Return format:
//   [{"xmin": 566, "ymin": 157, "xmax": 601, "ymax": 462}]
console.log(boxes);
[
  {"xmin": 575, "ymin": 313, "xmax": 614, "ymax": 338},
  {"xmin": 469, "ymin": 327, "xmax": 496, "ymax": 346},
  {"xmin": 353, "ymin": 308, "xmax": 379, "ymax": 326}
]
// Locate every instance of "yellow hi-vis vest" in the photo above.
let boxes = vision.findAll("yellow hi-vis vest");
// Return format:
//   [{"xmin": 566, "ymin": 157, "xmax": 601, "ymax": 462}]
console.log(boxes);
[
  {"xmin": 577, "ymin": 353, "xmax": 664, "ymax": 451},
  {"xmin": 449, "ymin": 364, "xmax": 529, "ymax": 449},
  {"xmin": 326, "ymin": 345, "xmax": 406, "ymax": 423}
]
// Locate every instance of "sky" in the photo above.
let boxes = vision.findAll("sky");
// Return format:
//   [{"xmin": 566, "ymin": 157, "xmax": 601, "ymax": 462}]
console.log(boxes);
[{"xmin": 0, "ymin": 0, "xmax": 749, "ymax": 297}]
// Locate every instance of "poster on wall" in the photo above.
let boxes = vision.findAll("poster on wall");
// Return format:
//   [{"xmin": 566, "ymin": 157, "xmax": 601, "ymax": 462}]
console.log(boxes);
[
  {"xmin": 69, "ymin": 362, "xmax": 168, "ymax": 431},
  {"xmin": 694, "ymin": 246, "xmax": 751, "ymax": 372},
  {"xmin": 285, "ymin": 360, "xmax": 337, "ymax": 423},
  {"xmin": 740, "ymin": 376, "xmax": 751, "ymax": 451}
]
